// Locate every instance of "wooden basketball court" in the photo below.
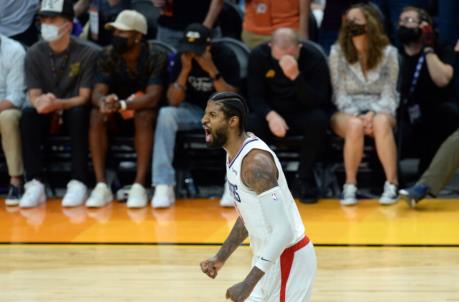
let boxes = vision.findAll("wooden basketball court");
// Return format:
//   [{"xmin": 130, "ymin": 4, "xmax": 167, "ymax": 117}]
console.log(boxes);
[{"xmin": 1, "ymin": 198, "xmax": 459, "ymax": 301}]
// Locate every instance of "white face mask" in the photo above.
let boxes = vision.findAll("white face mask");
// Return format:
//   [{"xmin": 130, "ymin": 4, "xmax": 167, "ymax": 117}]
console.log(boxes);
[{"xmin": 41, "ymin": 23, "xmax": 65, "ymax": 42}]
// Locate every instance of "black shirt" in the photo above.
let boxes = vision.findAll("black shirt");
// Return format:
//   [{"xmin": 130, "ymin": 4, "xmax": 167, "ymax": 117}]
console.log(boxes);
[
  {"xmin": 26, "ymin": 37, "xmax": 100, "ymax": 99},
  {"xmin": 158, "ymin": 0, "xmax": 212, "ymax": 31},
  {"xmin": 400, "ymin": 44, "xmax": 456, "ymax": 110},
  {"xmin": 96, "ymin": 41, "xmax": 168, "ymax": 100},
  {"xmin": 247, "ymin": 43, "xmax": 332, "ymax": 117},
  {"xmin": 170, "ymin": 43, "xmax": 240, "ymax": 109}
]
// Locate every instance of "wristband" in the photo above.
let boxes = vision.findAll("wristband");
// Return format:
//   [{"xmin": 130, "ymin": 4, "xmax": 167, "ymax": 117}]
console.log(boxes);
[{"xmin": 119, "ymin": 100, "xmax": 127, "ymax": 111}]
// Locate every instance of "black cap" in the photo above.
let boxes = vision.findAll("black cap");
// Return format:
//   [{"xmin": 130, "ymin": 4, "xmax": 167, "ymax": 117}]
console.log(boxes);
[
  {"xmin": 178, "ymin": 23, "xmax": 211, "ymax": 55},
  {"xmin": 39, "ymin": 0, "xmax": 75, "ymax": 20}
]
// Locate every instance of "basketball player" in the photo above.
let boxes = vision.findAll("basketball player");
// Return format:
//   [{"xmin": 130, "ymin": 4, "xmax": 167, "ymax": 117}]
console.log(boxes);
[{"xmin": 199, "ymin": 92, "xmax": 316, "ymax": 302}]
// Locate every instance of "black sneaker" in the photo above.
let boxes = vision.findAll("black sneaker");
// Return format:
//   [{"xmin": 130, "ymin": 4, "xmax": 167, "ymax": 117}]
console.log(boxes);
[{"xmin": 5, "ymin": 185, "xmax": 23, "ymax": 206}]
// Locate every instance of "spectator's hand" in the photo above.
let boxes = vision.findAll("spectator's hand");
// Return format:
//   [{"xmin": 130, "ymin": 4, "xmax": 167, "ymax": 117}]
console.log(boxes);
[
  {"xmin": 36, "ymin": 93, "xmax": 60, "ymax": 114},
  {"xmin": 99, "ymin": 94, "xmax": 119, "ymax": 114},
  {"xmin": 180, "ymin": 53, "xmax": 194, "ymax": 73},
  {"xmin": 266, "ymin": 111, "xmax": 289, "ymax": 138},
  {"xmin": 151, "ymin": 0, "xmax": 166, "ymax": 8},
  {"xmin": 420, "ymin": 22, "xmax": 435, "ymax": 48},
  {"xmin": 279, "ymin": 55, "xmax": 300, "ymax": 81},
  {"xmin": 194, "ymin": 48, "xmax": 218, "ymax": 76},
  {"xmin": 226, "ymin": 281, "xmax": 254, "ymax": 302},
  {"xmin": 200, "ymin": 255, "xmax": 224, "ymax": 279},
  {"xmin": 359, "ymin": 111, "xmax": 374, "ymax": 135}
]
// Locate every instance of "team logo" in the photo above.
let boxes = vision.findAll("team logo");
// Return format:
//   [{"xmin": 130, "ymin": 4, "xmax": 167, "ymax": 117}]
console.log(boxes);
[
  {"xmin": 265, "ymin": 69, "xmax": 275, "ymax": 78},
  {"xmin": 272, "ymin": 193, "xmax": 278, "ymax": 201},
  {"xmin": 186, "ymin": 31, "xmax": 200, "ymax": 43},
  {"xmin": 231, "ymin": 168, "xmax": 238, "ymax": 175}
]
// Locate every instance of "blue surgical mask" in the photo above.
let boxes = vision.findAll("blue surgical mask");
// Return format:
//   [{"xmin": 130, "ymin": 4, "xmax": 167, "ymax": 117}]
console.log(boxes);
[{"xmin": 41, "ymin": 23, "xmax": 65, "ymax": 42}]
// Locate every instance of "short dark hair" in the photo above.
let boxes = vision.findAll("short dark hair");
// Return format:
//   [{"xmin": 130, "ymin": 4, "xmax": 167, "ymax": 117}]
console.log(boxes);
[{"xmin": 208, "ymin": 92, "xmax": 248, "ymax": 134}]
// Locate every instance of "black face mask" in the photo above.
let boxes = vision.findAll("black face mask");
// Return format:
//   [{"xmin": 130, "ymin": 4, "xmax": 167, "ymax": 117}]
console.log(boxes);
[
  {"xmin": 112, "ymin": 35, "xmax": 131, "ymax": 54},
  {"xmin": 397, "ymin": 26, "xmax": 421, "ymax": 45},
  {"xmin": 348, "ymin": 21, "xmax": 367, "ymax": 37}
]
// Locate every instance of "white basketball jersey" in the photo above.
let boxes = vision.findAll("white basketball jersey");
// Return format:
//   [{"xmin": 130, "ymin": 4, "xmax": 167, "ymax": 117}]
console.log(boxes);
[{"xmin": 226, "ymin": 135, "xmax": 305, "ymax": 255}]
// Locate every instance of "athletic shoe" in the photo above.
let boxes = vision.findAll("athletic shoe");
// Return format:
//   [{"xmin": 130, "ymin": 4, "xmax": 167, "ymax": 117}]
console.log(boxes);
[
  {"xmin": 127, "ymin": 183, "xmax": 148, "ymax": 208},
  {"xmin": 19, "ymin": 179, "xmax": 46, "ymax": 208},
  {"xmin": 151, "ymin": 184, "xmax": 175, "ymax": 208},
  {"xmin": 379, "ymin": 181, "xmax": 399, "ymax": 205},
  {"xmin": 340, "ymin": 184, "xmax": 357, "ymax": 206},
  {"xmin": 86, "ymin": 183, "xmax": 113, "ymax": 208},
  {"xmin": 62, "ymin": 180, "xmax": 88, "ymax": 207},
  {"xmin": 219, "ymin": 183, "xmax": 234, "ymax": 207},
  {"xmin": 399, "ymin": 183, "xmax": 430, "ymax": 208},
  {"xmin": 5, "ymin": 185, "xmax": 23, "ymax": 206}
]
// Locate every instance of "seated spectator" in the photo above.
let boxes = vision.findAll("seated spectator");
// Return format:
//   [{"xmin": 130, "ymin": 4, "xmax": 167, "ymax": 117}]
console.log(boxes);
[
  {"xmin": 318, "ymin": 0, "xmax": 370, "ymax": 54},
  {"xmin": 247, "ymin": 28, "xmax": 331, "ymax": 203},
  {"xmin": 151, "ymin": 23, "xmax": 240, "ymax": 208},
  {"xmin": 329, "ymin": 4, "xmax": 399, "ymax": 206},
  {"xmin": 87, "ymin": 10, "xmax": 167, "ymax": 208},
  {"xmin": 242, "ymin": 0, "xmax": 310, "ymax": 49},
  {"xmin": 399, "ymin": 128, "xmax": 459, "ymax": 208},
  {"xmin": 0, "ymin": 0, "xmax": 40, "ymax": 47},
  {"xmin": 74, "ymin": 0, "xmax": 131, "ymax": 46},
  {"xmin": 0, "ymin": 34, "xmax": 27, "ymax": 206},
  {"xmin": 20, "ymin": 0, "xmax": 99, "ymax": 208},
  {"xmin": 397, "ymin": 6, "xmax": 459, "ymax": 176},
  {"xmin": 151, "ymin": 0, "xmax": 224, "ymax": 49}
]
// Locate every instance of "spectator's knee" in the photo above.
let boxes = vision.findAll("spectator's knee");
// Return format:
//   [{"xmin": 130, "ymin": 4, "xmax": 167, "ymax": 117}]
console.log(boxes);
[
  {"xmin": 134, "ymin": 110, "xmax": 156, "ymax": 129},
  {"xmin": 373, "ymin": 113, "xmax": 394, "ymax": 134},
  {"xmin": 157, "ymin": 107, "xmax": 179, "ymax": 127},
  {"xmin": 90, "ymin": 108, "xmax": 105, "ymax": 126},
  {"xmin": 0, "ymin": 109, "xmax": 21, "ymax": 129},
  {"xmin": 345, "ymin": 117, "xmax": 364, "ymax": 140}
]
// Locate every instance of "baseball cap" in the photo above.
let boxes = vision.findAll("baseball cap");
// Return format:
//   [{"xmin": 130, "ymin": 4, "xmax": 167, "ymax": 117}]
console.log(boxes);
[
  {"xmin": 39, "ymin": 0, "xmax": 75, "ymax": 20},
  {"xmin": 105, "ymin": 10, "xmax": 148, "ymax": 35},
  {"xmin": 178, "ymin": 23, "xmax": 211, "ymax": 55}
]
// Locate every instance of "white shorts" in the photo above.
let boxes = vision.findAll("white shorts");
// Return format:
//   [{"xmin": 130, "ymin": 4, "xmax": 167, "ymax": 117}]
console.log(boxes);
[{"xmin": 247, "ymin": 238, "xmax": 317, "ymax": 302}]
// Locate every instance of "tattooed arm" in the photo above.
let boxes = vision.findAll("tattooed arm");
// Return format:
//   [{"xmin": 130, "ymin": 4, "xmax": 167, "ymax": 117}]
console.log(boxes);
[
  {"xmin": 200, "ymin": 217, "xmax": 248, "ymax": 279},
  {"xmin": 225, "ymin": 149, "xmax": 281, "ymax": 302}
]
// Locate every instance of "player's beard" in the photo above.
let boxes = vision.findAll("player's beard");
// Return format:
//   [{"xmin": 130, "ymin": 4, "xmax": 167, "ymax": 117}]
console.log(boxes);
[{"xmin": 206, "ymin": 127, "xmax": 228, "ymax": 149}]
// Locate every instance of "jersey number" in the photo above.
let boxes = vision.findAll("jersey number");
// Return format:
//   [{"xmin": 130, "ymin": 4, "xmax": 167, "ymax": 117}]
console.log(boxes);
[{"xmin": 228, "ymin": 181, "xmax": 241, "ymax": 203}]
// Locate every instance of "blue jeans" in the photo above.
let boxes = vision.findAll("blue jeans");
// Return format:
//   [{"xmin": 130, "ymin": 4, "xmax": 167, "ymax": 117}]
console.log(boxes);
[{"xmin": 152, "ymin": 103, "xmax": 204, "ymax": 186}]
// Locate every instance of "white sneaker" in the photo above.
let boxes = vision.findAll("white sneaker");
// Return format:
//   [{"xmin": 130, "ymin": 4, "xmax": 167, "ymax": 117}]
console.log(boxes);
[
  {"xmin": 219, "ymin": 183, "xmax": 234, "ymax": 207},
  {"xmin": 151, "ymin": 184, "xmax": 175, "ymax": 208},
  {"xmin": 379, "ymin": 181, "xmax": 398, "ymax": 205},
  {"xmin": 127, "ymin": 183, "xmax": 148, "ymax": 208},
  {"xmin": 86, "ymin": 183, "xmax": 113, "ymax": 208},
  {"xmin": 340, "ymin": 184, "xmax": 357, "ymax": 206},
  {"xmin": 62, "ymin": 180, "xmax": 88, "ymax": 207},
  {"xmin": 19, "ymin": 179, "xmax": 46, "ymax": 208}
]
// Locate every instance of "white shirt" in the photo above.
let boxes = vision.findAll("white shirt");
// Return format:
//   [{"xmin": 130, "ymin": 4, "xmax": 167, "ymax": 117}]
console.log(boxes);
[
  {"xmin": 0, "ymin": 35, "xmax": 26, "ymax": 108},
  {"xmin": 226, "ymin": 135, "xmax": 305, "ymax": 256},
  {"xmin": 329, "ymin": 44, "xmax": 400, "ymax": 116}
]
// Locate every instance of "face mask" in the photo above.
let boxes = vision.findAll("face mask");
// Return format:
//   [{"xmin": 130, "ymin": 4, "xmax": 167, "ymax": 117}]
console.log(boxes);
[
  {"xmin": 397, "ymin": 26, "xmax": 421, "ymax": 44},
  {"xmin": 112, "ymin": 35, "xmax": 131, "ymax": 54},
  {"xmin": 348, "ymin": 21, "xmax": 367, "ymax": 37},
  {"xmin": 41, "ymin": 24, "xmax": 65, "ymax": 42}
]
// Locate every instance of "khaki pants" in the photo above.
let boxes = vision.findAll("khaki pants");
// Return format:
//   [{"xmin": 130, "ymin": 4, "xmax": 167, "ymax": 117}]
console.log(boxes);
[
  {"xmin": 419, "ymin": 128, "xmax": 459, "ymax": 195},
  {"xmin": 0, "ymin": 109, "xmax": 23, "ymax": 177}
]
